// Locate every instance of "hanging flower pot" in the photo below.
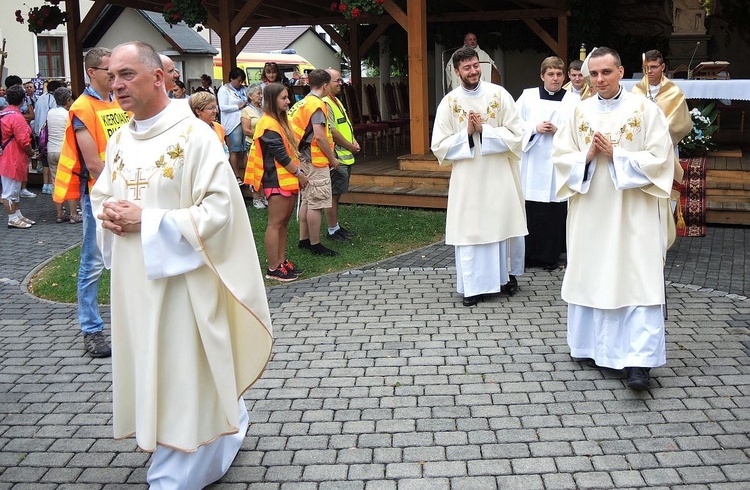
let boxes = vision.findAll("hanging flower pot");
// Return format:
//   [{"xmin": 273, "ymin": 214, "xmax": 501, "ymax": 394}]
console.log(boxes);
[
  {"xmin": 16, "ymin": 0, "xmax": 67, "ymax": 35},
  {"xmin": 163, "ymin": 0, "xmax": 208, "ymax": 31},
  {"xmin": 330, "ymin": 0, "xmax": 385, "ymax": 19}
]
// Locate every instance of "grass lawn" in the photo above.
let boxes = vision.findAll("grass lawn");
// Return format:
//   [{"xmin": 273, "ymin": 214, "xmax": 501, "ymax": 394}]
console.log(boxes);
[{"xmin": 29, "ymin": 203, "xmax": 446, "ymax": 304}]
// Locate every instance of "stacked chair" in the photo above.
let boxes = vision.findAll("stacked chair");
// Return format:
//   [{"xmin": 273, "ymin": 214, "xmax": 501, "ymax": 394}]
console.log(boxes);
[
  {"xmin": 341, "ymin": 83, "xmax": 389, "ymax": 156},
  {"xmin": 364, "ymin": 84, "xmax": 410, "ymax": 149}
]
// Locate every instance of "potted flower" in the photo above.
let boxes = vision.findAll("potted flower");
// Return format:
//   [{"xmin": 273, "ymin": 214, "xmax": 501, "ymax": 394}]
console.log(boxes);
[
  {"xmin": 163, "ymin": 0, "xmax": 208, "ymax": 31},
  {"xmin": 15, "ymin": 0, "xmax": 67, "ymax": 35},
  {"xmin": 330, "ymin": 0, "xmax": 385, "ymax": 19},
  {"xmin": 678, "ymin": 102, "xmax": 718, "ymax": 155}
]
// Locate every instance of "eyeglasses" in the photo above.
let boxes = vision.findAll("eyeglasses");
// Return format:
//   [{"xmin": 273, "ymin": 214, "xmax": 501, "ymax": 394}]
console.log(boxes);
[
  {"xmin": 90, "ymin": 67, "xmax": 109, "ymax": 72},
  {"xmin": 646, "ymin": 64, "xmax": 664, "ymax": 72},
  {"xmin": 203, "ymin": 105, "xmax": 218, "ymax": 111}
]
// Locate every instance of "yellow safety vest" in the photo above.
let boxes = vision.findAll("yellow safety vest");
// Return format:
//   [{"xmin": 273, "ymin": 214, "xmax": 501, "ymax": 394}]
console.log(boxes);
[{"xmin": 323, "ymin": 95, "xmax": 355, "ymax": 166}]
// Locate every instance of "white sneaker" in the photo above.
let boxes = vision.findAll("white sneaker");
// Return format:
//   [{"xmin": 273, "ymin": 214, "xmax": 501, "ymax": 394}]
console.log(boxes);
[
  {"xmin": 252, "ymin": 198, "xmax": 266, "ymax": 209},
  {"xmin": 20, "ymin": 189, "xmax": 37, "ymax": 198}
]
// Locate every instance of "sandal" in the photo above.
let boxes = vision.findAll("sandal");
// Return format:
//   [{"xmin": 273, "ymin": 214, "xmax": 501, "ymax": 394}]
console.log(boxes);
[
  {"xmin": 8, "ymin": 218, "xmax": 32, "ymax": 229},
  {"xmin": 69, "ymin": 214, "xmax": 83, "ymax": 224},
  {"xmin": 56, "ymin": 215, "xmax": 66, "ymax": 223}
]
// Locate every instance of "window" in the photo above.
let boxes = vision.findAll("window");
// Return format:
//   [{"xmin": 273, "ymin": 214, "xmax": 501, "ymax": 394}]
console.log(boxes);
[{"xmin": 37, "ymin": 37, "xmax": 65, "ymax": 78}]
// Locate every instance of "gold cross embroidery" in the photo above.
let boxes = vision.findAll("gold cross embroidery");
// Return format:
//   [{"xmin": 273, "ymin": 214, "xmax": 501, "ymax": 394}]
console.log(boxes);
[
  {"xmin": 125, "ymin": 168, "xmax": 149, "ymax": 201},
  {"xmin": 604, "ymin": 132, "xmax": 621, "ymax": 146}
]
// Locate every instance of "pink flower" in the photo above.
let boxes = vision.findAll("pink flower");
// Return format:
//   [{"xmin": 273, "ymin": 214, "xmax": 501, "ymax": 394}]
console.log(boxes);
[{"xmin": 351, "ymin": 7, "xmax": 361, "ymax": 17}]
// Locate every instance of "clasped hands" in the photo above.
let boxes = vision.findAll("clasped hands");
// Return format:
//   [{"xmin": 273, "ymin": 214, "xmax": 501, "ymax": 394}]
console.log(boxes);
[
  {"xmin": 536, "ymin": 121, "xmax": 557, "ymax": 135},
  {"xmin": 98, "ymin": 200, "xmax": 142, "ymax": 236},
  {"xmin": 466, "ymin": 111, "xmax": 484, "ymax": 135},
  {"xmin": 586, "ymin": 131, "xmax": 615, "ymax": 162}
]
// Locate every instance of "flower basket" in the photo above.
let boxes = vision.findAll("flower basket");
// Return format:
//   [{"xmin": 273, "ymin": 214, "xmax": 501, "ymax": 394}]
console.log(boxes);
[
  {"xmin": 331, "ymin": 0, "xmax": 385, "ymax": 19},
  {"xmin": 678, "ymin": 102, "xmax": 718, "ymax": 155},
  {"xmin": 163, "ymin": 0, "xmax": 208, "ymax": 31},
  {"xmin": 16, "ymin": 1, "xmax": 67, "ymax": 35}
]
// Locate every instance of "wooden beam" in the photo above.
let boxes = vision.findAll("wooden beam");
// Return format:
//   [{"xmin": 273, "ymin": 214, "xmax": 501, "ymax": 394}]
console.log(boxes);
[
  {"xmin": 349, "ymin": 23, "xmax": 361, "ymax": 89},
  {"xmin": 360, "ymin": 24, "xmax": 390, "ymax": 59},
  {"xmin": 428, "ymin": 8, "xmax": 565, "ymax": 22},
  {"xmin": 78, "ymin": 0, "xmax": 107, "ymax": 45},
  {"xmin": 522, "ymin": 18, "xmax": 557, "ymax": 54},
  {"xmin": 236, "ymin": 27, "xmax": 259, "ymax": 54},
  {"xmin": 231, "ymin": 0, "xmax": 262, "ymax": 34},
  {"xmin": 382, "ymin": 0, "xmax": 408, "ymax": 30},
  {"xmin": 321, "ymin": 25, "xmax": 349, "ymax": 54},
  {"xmin": 407, "ymin": 0, "xmax": 428, "ymax": 155},
  {"xmin": 218, "ymin": 0, "xmax": 236, "ymax": 83},
  {"xmin": 64, "ymin": 0, "xmax": 84, "ymax": 94},
  {"xmin": 557, "ymin": 14, "xmax": 568, "ymax": 63},
  {"xmin": 238, "ymin": 15, "xmax": 393, "ymax": 27}
]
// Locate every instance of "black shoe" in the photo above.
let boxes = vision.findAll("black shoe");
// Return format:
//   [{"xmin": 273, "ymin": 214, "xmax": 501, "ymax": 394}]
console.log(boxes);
[
  {"xmin": 327, "ymin": 228, "xmax": 351, "ymax": 243},
  {"xmin": 83, "ymin": 331, "xmax": 111, "ymax": 358},
  {"xmin": 501, "ymin": 275, "xmax": 518, "ymax": 296},
  {"xmin": 543, "ymin": 262, "xmax": 559, "ymax": 271},
  {"xmin": 462, "ymin": 295, "xmax": 481, "ymax": 307},
  {"xmin": 298, "ymin": 238, "xmax": 311, "ymax": 250},
  {"xmin": 309, "ymin": 243, "xmax": 338, "ymax": 256},
  {"xmin": 338, "ymin": 226, "xmax": 355, "ymax": 238},
  {"xmin": 265, "ymin": 264, "xmax": 299, "ymax": 282},
  {"xmin": 283, "ymin": 259, "xmax": 302, "ymax": 275},
  {"xmin": 625, "ymin": 367, "xmax": 650, "ymax": 390}
]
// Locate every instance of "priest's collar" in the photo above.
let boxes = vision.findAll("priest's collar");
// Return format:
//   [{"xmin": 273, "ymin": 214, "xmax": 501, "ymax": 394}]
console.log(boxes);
[
  {"xmin": 460, "ymin": 80, "xmax": 483, "ymax": 97},
  {"xmin": 538, "ymin": 86, "xmax": 566, "ymax": 101},
  {"xmin": 596, "ymin": 85, "xmax": 624, "ymax": 102},
  {"xmin": 133, "ymin": 106, "xmax": 168, "ymax": 133}
]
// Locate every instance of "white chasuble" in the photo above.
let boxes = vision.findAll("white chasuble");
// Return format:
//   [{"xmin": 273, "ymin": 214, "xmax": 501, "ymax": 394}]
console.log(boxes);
[
  {"xmin": 91, "ymin": 102, "xmax": 273, "ymax": 453},
  {"xmin": 432, "ymin": 82, "xmax": 527, "ymax": 247},
  {"xmin": 552, "ymin": 89, "xmax": 674, "ymax": 309}
]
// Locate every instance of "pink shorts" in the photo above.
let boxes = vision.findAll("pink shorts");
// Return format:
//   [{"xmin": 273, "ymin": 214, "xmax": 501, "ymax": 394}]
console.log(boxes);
[{"xmin": 264, "ymin": 187, "xmax": 297, "ymax": 198}]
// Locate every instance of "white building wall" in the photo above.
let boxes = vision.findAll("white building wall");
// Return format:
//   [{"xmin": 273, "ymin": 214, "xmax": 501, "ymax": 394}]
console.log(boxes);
[{"xmin": 289, "ymin": 30, "xmax": 340, "ymax": 72}]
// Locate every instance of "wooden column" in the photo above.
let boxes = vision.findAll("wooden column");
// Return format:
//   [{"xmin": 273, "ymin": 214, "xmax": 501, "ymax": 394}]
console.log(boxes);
[
  {"xmin": 558, "ymin": 14, "xmax": 568, "ymax": 64},
  {"xmin": 65, "ymin": 0, "xmax": 84, "ymax": 94},
  {"xmin": 406, "ymin": 0, "xmax": 428, "ymax": 155},
  {"xmin": 218, "ymin": 0, "xmax": 236, "ymax": 83},
  {"xmin": 349, "ymin": 23, "xmax": 361, "ymax": 90}
]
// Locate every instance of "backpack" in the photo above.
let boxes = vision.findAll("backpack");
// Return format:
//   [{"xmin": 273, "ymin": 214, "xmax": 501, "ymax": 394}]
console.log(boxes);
[{"xmin": 38, "ymin": 120, "xmax": 49, "ymax": 159}]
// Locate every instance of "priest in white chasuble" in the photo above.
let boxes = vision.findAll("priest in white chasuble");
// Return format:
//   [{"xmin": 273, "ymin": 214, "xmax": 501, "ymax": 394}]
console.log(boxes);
[
  {"xmin": 513, "ymin": 56, "xmax": 579, "ymax": 272},
  {"xmin": 552, "ymin": 47, "xmax": 674, "ymax": 391},
  {"xmin": 91, "ymin": 41, "xmax": 273, "ymax": 489},
  {"xmin": 432, "ymin": 46, "xmax": 527, "ymax": 308}
]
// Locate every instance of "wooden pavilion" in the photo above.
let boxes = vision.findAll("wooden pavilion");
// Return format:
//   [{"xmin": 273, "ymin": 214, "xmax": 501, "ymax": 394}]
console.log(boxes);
[{"xmin": 62, "ymin": 0, "xmax": 570, "ymax": 159}]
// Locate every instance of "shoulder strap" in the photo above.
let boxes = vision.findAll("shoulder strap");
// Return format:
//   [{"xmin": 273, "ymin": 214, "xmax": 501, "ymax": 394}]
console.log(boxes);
[{"xmin": 0, "ymin": 110, "xmax": 15, "ymax": 149}]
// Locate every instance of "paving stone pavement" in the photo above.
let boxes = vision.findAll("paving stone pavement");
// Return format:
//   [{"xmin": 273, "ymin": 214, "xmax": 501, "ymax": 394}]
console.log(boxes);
[{"xmin": 1, "ymin": 190, "xmax": 749, "ymax": 489}]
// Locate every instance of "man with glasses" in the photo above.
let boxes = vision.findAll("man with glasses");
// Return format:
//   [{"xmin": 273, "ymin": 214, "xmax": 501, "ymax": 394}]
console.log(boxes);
[
  {"xmin": 53, "ymin": 47, "xmax": 130, "ymax": 358},
  {"xmin": 631, "ymin": 49, "xmax": 691, "ymax": 229},
  {"xmin": 322, "ymin": 68, "xmax": 360, "ymax": 242}
]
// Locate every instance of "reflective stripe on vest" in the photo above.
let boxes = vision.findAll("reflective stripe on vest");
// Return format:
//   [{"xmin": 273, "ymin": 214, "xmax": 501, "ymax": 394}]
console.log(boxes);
[
  {"xmin": 245, "ymin": 115, "xmax": 299, "ymax": 192},
  {"xmin": 53, "ymin": 96, "xmax": 129, "ymax": 203},
  {"xmin": 288, "ymin": 94, "xmax": 333, "ymax": 168},
  {"xmin": 323, "ymin": 95, "xmax": 355, "ymax": 166}
]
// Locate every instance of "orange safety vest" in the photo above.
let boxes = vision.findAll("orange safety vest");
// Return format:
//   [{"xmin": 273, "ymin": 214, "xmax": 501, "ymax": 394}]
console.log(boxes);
[
  {"xmin": 245, "ymin": 115, "xmax": 299, "ymax": 192},
  {"xmin": 288, "ymin": 94, "xmax": 333, "ymax": 168},
  {"xmin": 53, "ymin": 95, "xmax": 129, "ymax": 203}
]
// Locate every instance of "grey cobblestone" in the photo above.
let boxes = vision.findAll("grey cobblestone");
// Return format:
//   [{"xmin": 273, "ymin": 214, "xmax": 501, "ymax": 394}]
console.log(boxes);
[{"xmin": 2, "ymin": 195, "xmax": 750, "ymax": 488}]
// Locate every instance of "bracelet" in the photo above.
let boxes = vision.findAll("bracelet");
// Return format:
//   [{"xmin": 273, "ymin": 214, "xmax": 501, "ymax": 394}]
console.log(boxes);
[{"xmin": 294, "ymin": 168, "xmax": 301, "ymax": 177}]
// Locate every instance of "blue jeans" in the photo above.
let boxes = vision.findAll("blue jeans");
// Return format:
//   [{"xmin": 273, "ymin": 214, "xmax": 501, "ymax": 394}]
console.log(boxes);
[{"xmin": 77, "ymin": 185, "xmax": 105, "ymax": 334}]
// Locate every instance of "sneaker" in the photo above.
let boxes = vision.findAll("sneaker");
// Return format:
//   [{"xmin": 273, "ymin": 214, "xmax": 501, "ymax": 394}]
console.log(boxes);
[
  {"xmin": 283, "ymin": 259, "xmax": 302, "ymax": 275},
  {"xmin": 298, "ymin": 238, "xmax": 312, "ymax": 250},
  {"xmin": 265, "ymin": 264, "xmax": 299, "ymax": 282},
  {"xmin": 338, "ymin": 225, "xmax": 355, "ymax": 238},
  {"xmin": 308, "ymin": 242, "xmax": 338, "ymax": 256},
  {"xmin": 83, "ymin": 331, "xmax": 112, "ymax": 358},
  {"xmin": 261, "ymin": 196, "xmax": 268, "ymax": 207},
  {"xmin": 252, "ymin": 198, "xmax": 266, "ymax": 209},
  {"xmin": 20, "ymin": 189, "xmax": 37, "ymax": 198},
  {"xmin": 41, "ymin": 184, "xmax": 51, "ymax": 195},
  {"xmin": 327, "ymin": 228, "xmax": 351, "ymax": 243}
]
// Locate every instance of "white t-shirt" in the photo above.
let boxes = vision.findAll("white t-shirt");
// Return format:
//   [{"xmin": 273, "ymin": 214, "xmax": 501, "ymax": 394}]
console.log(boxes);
[{"xmin": 46, "ymin": 106, "xmax": 69, "ymax": 153}]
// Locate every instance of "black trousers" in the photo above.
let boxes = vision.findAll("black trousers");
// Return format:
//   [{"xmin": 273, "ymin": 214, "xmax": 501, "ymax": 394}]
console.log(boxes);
[{"xmin": 525, "ymin": 200, "xmax": 567, "ymax": 266}]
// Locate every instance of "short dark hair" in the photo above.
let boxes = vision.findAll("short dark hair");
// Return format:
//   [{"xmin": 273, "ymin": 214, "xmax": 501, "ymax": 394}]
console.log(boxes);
[
  {"xmin": 6, "ymin": 86, "xmax": 25, "ymax": 106},
  {"xmin": 307, "ymin": 68, "xmax": 331, "ymax": 89},
  {"xmin": 589, "ymin": 46, "xmax": 621, "ymax": 67},
  {"xmin": 5, "ymin": 75, "xmax": 22, "ymax": 88},
  {"xmin": 644, "ymin": 49, "xmax": 664, "ymax": 64},
  {"xmin": 452, "ymin": 47, "xmax": 478, "ymax": 70},
  {"xmin": 568, "ymin": 59, "xmax": 583, "ymax": 71},
  {"xmin": 201, "ymin": 73, "xmax": 212, "ymax": 82},
  {"xmin": 228, "ymin": 67, "xmax": 246, "ymax": 82},
  {"xmin": 53, "ymin": 87, "xmax": 72, "ymax": 106},
  {"xmin": 174, "ymin": 80, "xmax": 186, "ymax": 90},
  {"xmin": 46, "ymin": 80, "xmax": 65, "ymax": 93}
]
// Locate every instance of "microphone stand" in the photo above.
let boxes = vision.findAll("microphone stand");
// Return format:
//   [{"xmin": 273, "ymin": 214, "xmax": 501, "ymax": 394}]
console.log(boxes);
[{"xmin": 687, "ymin": 41, "xmax": 700, "ymax": 80}]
